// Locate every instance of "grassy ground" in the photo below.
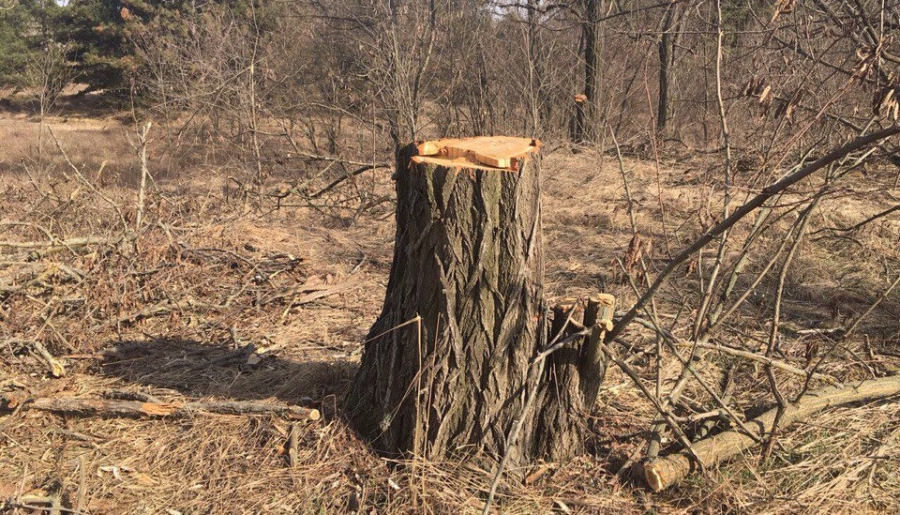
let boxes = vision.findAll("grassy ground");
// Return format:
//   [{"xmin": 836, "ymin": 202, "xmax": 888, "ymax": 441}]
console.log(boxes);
[{"xmin": 2, "ymin": 112, "xmax": 900, "ymax": 513}]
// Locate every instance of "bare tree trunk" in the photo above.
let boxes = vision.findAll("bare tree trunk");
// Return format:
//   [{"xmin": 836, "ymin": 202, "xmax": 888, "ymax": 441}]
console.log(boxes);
[
  {"xmin": 574, "ymin": 0, "xmax": 602, "ymax": 142},
  {"xmin": 656, "ymin": 1, "xmax": 681, "ymax": 134},
  {"xmin": 526, "ymin": 0, "xmax": 547, "ymax": 136},
  {"xmin": 345, "ymin": 138, "xmax": 606, "ymax": 466}
]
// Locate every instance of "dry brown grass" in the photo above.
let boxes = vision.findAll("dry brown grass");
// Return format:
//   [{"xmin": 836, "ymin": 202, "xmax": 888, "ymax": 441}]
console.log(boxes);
[{"xmin": 2, "ymin": 115, "xmax": 900, "ymax": 513}]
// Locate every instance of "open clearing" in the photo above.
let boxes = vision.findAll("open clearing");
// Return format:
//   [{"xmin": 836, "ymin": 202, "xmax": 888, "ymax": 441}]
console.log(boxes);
[{"xmin": 2, "ymin": 115, "xmax": 900, "ymax": 513}]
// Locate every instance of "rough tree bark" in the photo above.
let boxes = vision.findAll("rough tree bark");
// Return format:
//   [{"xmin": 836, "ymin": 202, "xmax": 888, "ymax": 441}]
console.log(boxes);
[
  {"xmin": 345, "ymin": 137, "xmax": 610, "ymax": 467},
  {"xmin": 573, "ymin": 0, "xmax": 602, "ymax": 142},
  {"xmin": 656, "ymin": 0, "xmax": 681, "ymax": 134}
]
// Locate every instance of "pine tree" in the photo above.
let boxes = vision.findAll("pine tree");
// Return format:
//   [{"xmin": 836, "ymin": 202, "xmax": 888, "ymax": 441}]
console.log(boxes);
[{"xmin": 0, "ymin": 2, "xmax": 36, "ymax": 89}]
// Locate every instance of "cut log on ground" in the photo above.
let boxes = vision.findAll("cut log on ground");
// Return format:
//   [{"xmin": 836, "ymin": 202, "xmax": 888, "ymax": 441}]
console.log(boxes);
[
  {"xmin": 1, "ymin": 395, "xmax": 321, "ymax": 421},
  {"xmin": 344, "ymin": 137, "xmax": 612, "ymax": 467},
  {"xmin": 642, "ymin": 375, "xmax": 900, "ymax": 491}
]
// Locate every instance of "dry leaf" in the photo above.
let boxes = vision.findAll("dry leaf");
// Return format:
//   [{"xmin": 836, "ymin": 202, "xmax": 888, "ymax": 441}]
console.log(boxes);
[
  {"xmin": 98, "ymin": 465, "xmax": 122, "ymax": 480},
  {"xmin": 554, "ymin": 499, "xmax": 573, "ymax": 514},
  {"xmin": 49, "ymin": 361, "xmax": 66, "ymax": 378}
]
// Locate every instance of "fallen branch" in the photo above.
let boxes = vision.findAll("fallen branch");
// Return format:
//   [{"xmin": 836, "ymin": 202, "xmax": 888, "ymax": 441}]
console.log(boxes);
[
  {"xmin": 309, "ymin": 164, "xmax": 391, "ymax": 199},
  {"xmin": 0, "ymin": 235, "xmax": 125, "ymax": 250},
  {"xmin": 288, "ymin": 422, "xmax": 301, "ymax": 467},
  {"xmin": 116, "ymin": 297, "xmax": 225, "ymax": 325},
  {"xmin": 2, "ymin": 395, "xmax": 321, "ymax": 421},
  {"xmin": 0, "ymin": 493, "xmax": 64, "ymax": 513},
  {"xmin": 681, "ymin": 341, "xmax": 839, "ymax": 385},
  {"xmin": 630, "ymin": 317, "xmax": 840, "ymax": 384},
  {"xmin": 642, "ymin": 374, "xmax": 900, "ymax": 491},
  {"xmin": 814, "ymin": 203, "xmax": 900, "ymax": 235},
  {"xmin": 0, "ymin": 263, "xmax": 86, "ymax": 298},
  {"xmin": 26, "ymin": 340, "xmax": 65, "ymax": 378},
  {"xmin": 284, "ymin": 148, "xmax": 386, "ymax": 168},
  {"xmin": 259, "ymin": 281, "xmax": 356, "ymax": 307},
  {"xmin": 4, "ymin": 339, "xmax": 66, "ymax": 378}
]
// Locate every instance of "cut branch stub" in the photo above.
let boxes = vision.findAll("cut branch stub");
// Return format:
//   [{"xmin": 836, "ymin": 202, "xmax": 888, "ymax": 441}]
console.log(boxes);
[{"xmin": 345, "ymin": 137, "xmax": 607, "ymax": 467}]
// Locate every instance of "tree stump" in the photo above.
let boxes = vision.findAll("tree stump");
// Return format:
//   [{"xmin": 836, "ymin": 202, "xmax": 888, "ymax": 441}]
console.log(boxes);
[{"xmin": 345, "ymin": 137, "xmax": 612, "ymax": 467}]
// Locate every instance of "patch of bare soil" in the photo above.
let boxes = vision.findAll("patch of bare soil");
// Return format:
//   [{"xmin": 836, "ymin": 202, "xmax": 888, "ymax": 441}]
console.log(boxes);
[{"xmin": 2, "ymin": 116, "xmax": 900, "ymax": 513}]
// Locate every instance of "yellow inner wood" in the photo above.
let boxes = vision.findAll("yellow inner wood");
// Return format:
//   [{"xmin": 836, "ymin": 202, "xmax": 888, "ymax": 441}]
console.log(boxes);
[{"xmin": 412, "ymin": 136, "xmax": 541, "ymax": 172}]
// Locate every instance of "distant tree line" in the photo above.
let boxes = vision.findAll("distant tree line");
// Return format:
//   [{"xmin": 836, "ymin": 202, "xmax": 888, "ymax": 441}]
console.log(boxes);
[{"xmin": 1, "ymin": 1, "xmax": 898, "ymax": 159}]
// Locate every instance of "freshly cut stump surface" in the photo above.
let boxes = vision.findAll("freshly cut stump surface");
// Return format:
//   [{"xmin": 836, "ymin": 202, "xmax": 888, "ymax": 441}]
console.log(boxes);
[{"xmin": 414, "ymin": 136, "xmax": 542, "ymax": 171}]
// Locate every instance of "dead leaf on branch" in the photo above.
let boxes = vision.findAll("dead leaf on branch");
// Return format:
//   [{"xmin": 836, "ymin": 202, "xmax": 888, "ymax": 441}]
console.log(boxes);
[
  {"xmin": 620, "ymin": 234, "xmax": 652, "ymax": 285},
  {"xmin": 770, "ymin": 0, "xmax": 797, "ymax": 23},
  {"xmin": 873, "ymin": 85, "xmax": 900, "ymax": 121}
]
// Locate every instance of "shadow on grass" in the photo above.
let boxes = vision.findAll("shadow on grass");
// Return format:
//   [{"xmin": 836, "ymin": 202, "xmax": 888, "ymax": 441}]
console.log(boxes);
[
  {"xmin": 1, "ymin": 91, "xmax": 128, "ymax": 121},
  {"xmin": 96, "ymin": 338, "xmax": 357, "ymax": 414}
]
